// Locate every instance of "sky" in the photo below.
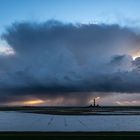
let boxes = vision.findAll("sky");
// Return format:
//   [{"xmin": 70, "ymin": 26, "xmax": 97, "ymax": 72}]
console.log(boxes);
[
  {"xmin": 1, "ymin": 0, "xmax": 140, "ymax": 31},
  {"xmin": 1, "ymin": 0, "xmax": 140, "ymax": 106}
]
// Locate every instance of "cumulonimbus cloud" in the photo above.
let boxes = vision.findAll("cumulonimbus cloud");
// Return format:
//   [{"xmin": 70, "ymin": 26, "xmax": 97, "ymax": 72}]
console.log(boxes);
[{"xmin": 0, "ymin": 20, "xmax": 140, "ymax": 105}]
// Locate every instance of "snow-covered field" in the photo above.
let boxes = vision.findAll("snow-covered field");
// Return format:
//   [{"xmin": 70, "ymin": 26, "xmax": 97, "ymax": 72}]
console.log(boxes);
[{"xmin": 0, "ymin": 111, "xmax": 140, "ymax": 131}]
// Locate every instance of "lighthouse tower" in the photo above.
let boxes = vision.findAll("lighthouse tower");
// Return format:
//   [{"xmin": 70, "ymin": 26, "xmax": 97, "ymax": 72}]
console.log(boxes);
[{"xmin": 93, "ymin": 98, "xmax": 96, "ymax": 107}]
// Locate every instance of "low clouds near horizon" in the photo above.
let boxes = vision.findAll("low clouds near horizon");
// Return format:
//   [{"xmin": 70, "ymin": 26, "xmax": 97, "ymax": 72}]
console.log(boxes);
[{"xmin": 0, "ymin": 20, "xmax": 140, "ymax": 106}]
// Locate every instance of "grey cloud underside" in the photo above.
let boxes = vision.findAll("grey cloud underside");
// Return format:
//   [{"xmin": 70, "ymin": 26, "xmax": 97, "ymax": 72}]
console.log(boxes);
[{"xmin": 1, "ymin": 20, "xmax": 140, "ymax": 104}]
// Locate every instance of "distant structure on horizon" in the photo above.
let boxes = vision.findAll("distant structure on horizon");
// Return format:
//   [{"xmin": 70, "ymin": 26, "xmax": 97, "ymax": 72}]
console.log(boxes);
[
  {"xmin": 93, "ymin": 98, "xmax": 96, "ymax": 106},
  {"xmin": 89, "ymin": 98, "xmax": 100, "ymax": 108}
]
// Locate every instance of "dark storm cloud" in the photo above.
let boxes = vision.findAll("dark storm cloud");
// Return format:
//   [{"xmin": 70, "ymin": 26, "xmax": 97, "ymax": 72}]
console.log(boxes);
[
  {"xmin": 110, "ymin": 55, "xmax": 127, "ymax": 64},
  {"xmin": 1, "ymin": 20, "xmax": 140, "ymax": 105},
  {"xmin": 132, "ymin": 57, "xmax": 140, "ymax": 66}
]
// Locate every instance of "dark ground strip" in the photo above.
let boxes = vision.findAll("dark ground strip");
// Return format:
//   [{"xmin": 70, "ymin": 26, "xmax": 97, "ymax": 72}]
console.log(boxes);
[
  {"xmin": 0, "ymin": 132, "xmax": 140, "ymax": 136},
  {"xmin": 1, "ymin": 106, "xmax": 140, "ymax": 115}
]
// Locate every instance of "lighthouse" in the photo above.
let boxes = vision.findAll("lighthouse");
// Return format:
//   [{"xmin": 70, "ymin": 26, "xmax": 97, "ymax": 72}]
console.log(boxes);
[{"xmin": 93, "ymin": 98, "xmax": 96, "ymax": 107}]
